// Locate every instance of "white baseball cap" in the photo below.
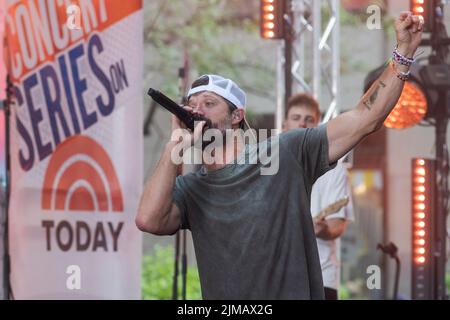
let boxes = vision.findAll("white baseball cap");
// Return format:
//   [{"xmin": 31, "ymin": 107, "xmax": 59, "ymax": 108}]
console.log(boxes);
[{"xmin": 187, "ymin": 74, "xmax": 247, "ymax": 109}]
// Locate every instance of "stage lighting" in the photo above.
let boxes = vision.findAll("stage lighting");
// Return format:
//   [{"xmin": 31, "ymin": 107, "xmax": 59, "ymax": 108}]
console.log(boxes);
[
  {"xmin": 410, "ymin": 0, "xmax": 436, "ymax": 33},
  {"xmin": 364, "ymin": 63, "xmax": 428, "ymax": 129},
  {"xmin": 260, "ymin": 0, "xmax": 286, "ymax": 39},
  {"xmin": 411, "ymin": 158, "xmax": 435, "ymax": 300}
]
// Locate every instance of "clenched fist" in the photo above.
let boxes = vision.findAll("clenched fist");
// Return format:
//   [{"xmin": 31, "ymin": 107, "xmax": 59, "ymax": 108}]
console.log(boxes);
[{"xmin": 395, "ymin": 11, "xmax": 424, "ymax": 58}]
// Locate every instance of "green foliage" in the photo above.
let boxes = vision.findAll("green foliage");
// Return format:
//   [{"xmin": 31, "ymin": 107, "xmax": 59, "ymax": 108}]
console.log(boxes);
[
  {"xmin": 340, "ymin": 7, "xmax": 363, "ymax": 27},
  {"xmin": 142, "ymin": 244, "xmax": 202, "ymax": 300},
  {"xmin": 383, "ymin": 16, "xmax": 396, "ymax": 40},
  {"xmin": 144, "ymin": 0, "xmax": 276, "ymax": 102},
  {"xmin": 339, "ymin": 284, "xmax": 350, "ymax": 300}
]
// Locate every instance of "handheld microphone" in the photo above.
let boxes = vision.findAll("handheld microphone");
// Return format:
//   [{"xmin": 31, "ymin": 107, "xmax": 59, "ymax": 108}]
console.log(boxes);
[{"xmin": 147, "ymin": 88, "xmax": 211, "ymax": 131}]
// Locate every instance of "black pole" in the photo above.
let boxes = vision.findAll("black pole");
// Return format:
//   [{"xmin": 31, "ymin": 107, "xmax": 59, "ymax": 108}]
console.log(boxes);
[
  {"xmin": 430, "ymin": 2, "xmax": 449, "ymax": 298},
  {"xmin": 393, "ymin": 255, "xmax": 401, "ymax": 300},
  {"xmin": 377, "ymin": 242, "xmax": 400, "ymax": 300},
  {"xmin": 181, "ymin": 230, "xmax": 187, "ymax": 300},
  {"xmin": 178, "ymin": 52, "xmax": 190, "ymax": 300},
  {"xmin": 171, "ymin": 231, "xmax": 180, "ymax": 300},
  {"xmin": 283, "ymin": 0, "xmax": 293, "ymax": 110},
  {"xmin": 284, "ymin": 36, "xmax": 292, "ymax": 109},
  {"xmin": 433, "ymin": 90, "xmax": 448, "ymax": 300},
  {"xmin": 143, "ymin": 100, "xmax": 157, "ymax": 136},
  {"xmin": 2, "ymin": 75, "xmax": 12, "ymax": 300},
  {"xmin": 173, "ymin": 58, "xmax": 189, "ymax": 300}
]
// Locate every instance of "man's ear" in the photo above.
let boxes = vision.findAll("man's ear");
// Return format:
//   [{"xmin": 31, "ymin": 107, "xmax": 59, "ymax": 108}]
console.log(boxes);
[{"xmin": 231, "ymin": 109, "xmax": 244, "ymax": 125}]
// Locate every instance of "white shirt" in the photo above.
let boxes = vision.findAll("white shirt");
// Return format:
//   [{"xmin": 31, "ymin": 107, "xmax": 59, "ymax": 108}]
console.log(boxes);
[{"xmin": 310, "ymin": 162, "xmax": 354, "ymax": 290}]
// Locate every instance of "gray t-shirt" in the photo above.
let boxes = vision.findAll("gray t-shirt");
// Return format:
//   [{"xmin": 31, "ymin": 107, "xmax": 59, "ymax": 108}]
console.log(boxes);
[{"xmin": 172, "ymin": 124, "xmax": 335, "ymax": 299}]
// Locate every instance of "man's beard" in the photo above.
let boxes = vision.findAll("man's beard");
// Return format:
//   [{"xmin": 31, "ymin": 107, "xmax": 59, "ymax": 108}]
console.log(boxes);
[{"xmin": 199, "ymin": 116, "xmax": 233, "ymax": 151}]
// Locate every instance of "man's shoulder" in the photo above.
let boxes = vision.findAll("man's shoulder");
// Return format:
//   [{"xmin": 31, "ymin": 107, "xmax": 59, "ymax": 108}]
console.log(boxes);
[{"xmin": 279, "ymin": 125, "xmax": 328, "ymax": 146}]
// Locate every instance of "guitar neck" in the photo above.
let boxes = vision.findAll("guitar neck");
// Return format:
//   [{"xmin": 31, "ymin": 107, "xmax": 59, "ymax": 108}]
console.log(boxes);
[
  {"xmin": 316, "ymin": 208, "xmax": 333, "ymax": 221},
  {"xmin": 315, "ymin": 197, "xmax": 349, "ymax": 220}
]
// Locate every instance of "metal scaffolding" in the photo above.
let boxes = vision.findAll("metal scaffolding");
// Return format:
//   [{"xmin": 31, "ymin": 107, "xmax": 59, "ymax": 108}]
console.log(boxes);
[{"xmin": 276, "ymin": 0, "xmax": 340, "ymax": 130}]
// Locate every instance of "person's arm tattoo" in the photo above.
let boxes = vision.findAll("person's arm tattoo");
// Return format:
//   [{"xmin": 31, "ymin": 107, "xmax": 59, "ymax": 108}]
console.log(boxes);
[{"xmin": 363, "ymin": 80, "xmax": 387, "ymax": 111}]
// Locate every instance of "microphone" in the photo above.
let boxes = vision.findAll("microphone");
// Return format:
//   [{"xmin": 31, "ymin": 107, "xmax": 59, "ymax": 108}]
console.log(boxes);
[{"xmin": 147, "ymin": 88, "xmax": 211, "ymax": 131}]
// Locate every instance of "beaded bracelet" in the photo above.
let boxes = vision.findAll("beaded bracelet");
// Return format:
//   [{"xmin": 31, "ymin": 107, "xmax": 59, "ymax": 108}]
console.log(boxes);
[
  {"xmin": 390, "ymin": 60, "xmax": 410, "ymax": 81},
  {"xmin": 393, "ymin": 45, "xmax": 415, "ymax": 66}
]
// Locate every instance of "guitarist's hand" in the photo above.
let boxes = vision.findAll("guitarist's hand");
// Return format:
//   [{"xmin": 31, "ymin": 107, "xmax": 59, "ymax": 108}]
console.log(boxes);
[
  {"xmin": 313, "ymin": 217, "xmax": 348, "ymax": 240},
  {"xmin": 313, "ymin": 217, "xmax": 330, "ymax": 239}
]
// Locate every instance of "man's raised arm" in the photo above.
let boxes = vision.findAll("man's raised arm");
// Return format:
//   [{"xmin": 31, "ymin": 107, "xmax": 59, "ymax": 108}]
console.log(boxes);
[{"xmin": 327, "ymin": 12, "xmax": 424, "ymax": 163}]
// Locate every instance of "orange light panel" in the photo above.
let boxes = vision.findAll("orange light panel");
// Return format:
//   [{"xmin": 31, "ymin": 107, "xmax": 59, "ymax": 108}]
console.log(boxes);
[
  {"xmin": 384, "ymin": 82, "xmax": 427, "ymax": 129},
  {"xmin": 260, "ymin": 0, "xmax": 284, "ymax": 39}
]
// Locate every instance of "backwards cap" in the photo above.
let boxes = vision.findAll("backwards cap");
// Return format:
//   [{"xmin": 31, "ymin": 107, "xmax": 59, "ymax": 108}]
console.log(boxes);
[{"xmin": 187, "ymin": 75, "xmax": 247, "ymax": 109}]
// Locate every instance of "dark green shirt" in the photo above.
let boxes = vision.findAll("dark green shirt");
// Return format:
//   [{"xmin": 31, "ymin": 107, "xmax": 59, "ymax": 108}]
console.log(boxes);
[{"xmin": 173, "ymin": 125, "xmax": 334, "ymax": 299}]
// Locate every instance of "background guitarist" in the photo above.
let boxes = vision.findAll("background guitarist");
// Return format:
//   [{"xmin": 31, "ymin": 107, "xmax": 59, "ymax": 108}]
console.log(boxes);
[{"xmin": 283, "ymin": 93, "xmax": 354, "ymax": 300}]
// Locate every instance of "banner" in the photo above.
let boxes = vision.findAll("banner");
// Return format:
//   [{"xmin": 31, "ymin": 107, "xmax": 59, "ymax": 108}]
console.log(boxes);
[
  {"xmin": 0, "ymin": 0, "xmax": 5, "ymax": 100},
  {"xmin": 0, "ymin": 0, "xmax": 5, "ymax": 301},
  {"xmin": 5, "ymin": 0, "xmax": 143, "ymax": 299}
]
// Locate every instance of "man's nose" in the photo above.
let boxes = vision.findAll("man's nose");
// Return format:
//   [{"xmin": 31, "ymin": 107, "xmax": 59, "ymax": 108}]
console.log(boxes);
[
  {"xmin": 298, "ymin": 121, "xmax": 307, "ymax": 129},
  {"xmin": 192, "ymin": 105, "xmax": 205, "ymax": 116}
]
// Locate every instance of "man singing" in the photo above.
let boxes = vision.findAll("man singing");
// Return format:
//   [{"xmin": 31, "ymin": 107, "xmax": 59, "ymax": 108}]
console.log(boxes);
[{"xmin": 136, "ymin": 12, "xmax": 423, "ymax": 299}]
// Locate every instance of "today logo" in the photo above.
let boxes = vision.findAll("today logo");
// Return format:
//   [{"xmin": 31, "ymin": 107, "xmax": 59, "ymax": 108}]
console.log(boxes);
[{"xmin": 41, "ymin": 135, "xmax": 124, "ymax": 252}]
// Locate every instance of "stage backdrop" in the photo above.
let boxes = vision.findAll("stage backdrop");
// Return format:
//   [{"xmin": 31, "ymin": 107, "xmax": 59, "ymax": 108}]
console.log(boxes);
[
  {"xmin": 5, "ymin": 0, "xmax": 143, "ymax": 299},
  {"xmin": 0, "ymin": 0, "xmax": 6, "ymax": 301},
  {"xmin": 0, "ymin": 0, "xmax": 5, "ymax": 100}
]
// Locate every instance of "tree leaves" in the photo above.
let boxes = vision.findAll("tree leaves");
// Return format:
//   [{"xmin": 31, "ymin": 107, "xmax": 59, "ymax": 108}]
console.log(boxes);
[{"xmin": 144, "ymin": 0, "xmax": 275, "ymax": 105}]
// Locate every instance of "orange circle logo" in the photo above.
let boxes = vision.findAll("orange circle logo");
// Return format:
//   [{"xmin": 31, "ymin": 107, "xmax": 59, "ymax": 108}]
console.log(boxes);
[{"xmin": 41, "ymin": 135, "xmax": 123, "ymax": 212}]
